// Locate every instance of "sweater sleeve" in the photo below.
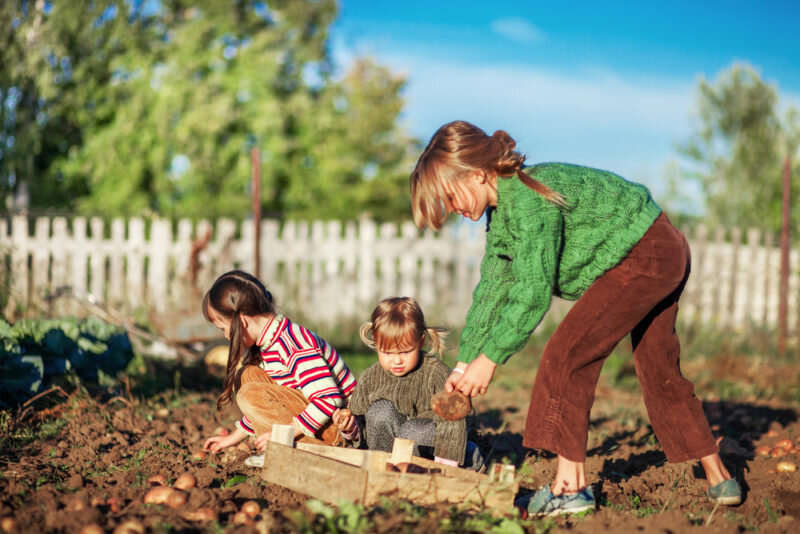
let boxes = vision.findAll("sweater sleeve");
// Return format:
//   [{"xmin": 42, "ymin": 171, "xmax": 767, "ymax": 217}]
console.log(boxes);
[
  {"xmin": 457, "ymin": 249, "xmax": 516, "ymax": 365},
  {"xmin": 289, "ymin": 349, "xmax": 346, "ymax": 437},
  {"xmin": 427, "ymin": 362, "xmax": 468, "ymax": 464},
  {"xmin": 460, "ymin": 206, "xmax": 562, "ymax": 365}
]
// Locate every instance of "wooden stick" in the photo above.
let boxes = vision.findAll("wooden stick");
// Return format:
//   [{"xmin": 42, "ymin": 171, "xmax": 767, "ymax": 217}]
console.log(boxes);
[
  {"xmin": 271, "ymin": 424, "xmax": 295, "ymax": 447},
  {"xmin": 391, "ymin": 438, "xmax": 415, "ymax": 465}
]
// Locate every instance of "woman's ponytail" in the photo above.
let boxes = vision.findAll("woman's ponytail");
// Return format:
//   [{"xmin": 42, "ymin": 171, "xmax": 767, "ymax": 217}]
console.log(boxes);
[{"xmin": 491, "ymin": 130, "xmax": 566, "ymax": 207}]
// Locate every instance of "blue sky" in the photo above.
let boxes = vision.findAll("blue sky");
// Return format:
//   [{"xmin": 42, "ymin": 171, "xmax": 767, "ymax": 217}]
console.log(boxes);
[{"xmin": 331, "ymin": 0, "xmax": 800, "ymax": 209}]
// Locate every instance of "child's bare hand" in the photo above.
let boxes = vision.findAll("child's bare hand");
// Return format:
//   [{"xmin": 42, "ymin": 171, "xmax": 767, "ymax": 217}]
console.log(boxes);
[
  {"xmin": 254, "ymin": 431, "xmax": 273, "ymax": 452},
  {"xmin": 332, "ymin": 408, "xmax": 356, "ymax": 434},
  {"xmin": 447, "ymin": 355, "xmax": 496, "ymax": 397},
  {"xmin": 204, "ymin": 429, "xmax": 247, "ymax": 453}
]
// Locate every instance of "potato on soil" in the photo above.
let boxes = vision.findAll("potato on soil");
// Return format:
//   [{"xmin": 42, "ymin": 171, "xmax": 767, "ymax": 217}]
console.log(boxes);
[
  {"xmin": 166, "ymin": 490, "xmax": 188, "ymax": 509},
  {"xmin": 1, "ymin": 517, "xmax": 17, "ymax": 533},
  {"xmin": 232, "ymin": 512, "xmax": 254, "ymax": 526},
  {"xmin": 78, "ymin": 525, "xmax": 104, "ymax": 534},
  {"xmin": 770, "ymin": 447, "xmax": 787, "ymax": 457},
  {"xmin": 241, "ymin": 501, "xmax": 261, "ymax": 518},
  {"xmin": 430, "ymin": 390, "xmax": 471, "ymax": 421},
  {"xmin": 67, "ymin": 497, "xmax": 88, "ymax": 512},
  {"xmin": 144, "ymin": 486, "xmax": 175, "ymax": 505},
  {"xmin": 147, "ymin": 474, "xmax": 168, "ymax": 486},
  {"xmin": 113, "ymin": 520, "xmax": 145, "ymax": 534},
  {"xmin": 173, "ymin": 472, "xmax": 197, "ymax": 490},
  {"xmin": 107, "ymin": 497, "xmax": 123, "ymax": 514},
  {"xmin": 776, "ymin": 461, "xmax": 797, "ymax": 473},
  {"xmin": 192, "ymin": 450, "xmax": 207, "ymax": 460},
  {"xmin": 775, "ymin": 438, "xmax": 794, "ymax": 451},
  {"xmin": 754, "ymin": 445, "xmax": 771, "ymax": 456},
  {"xmin": 182, "ymin": 508, "xmax": 218, "ymax": 522}
]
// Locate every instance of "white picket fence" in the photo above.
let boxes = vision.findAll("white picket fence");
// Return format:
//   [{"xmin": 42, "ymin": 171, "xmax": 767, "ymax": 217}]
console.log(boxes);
[{"xmin": 0, "ymin": 215, "xmax": 796, "ymax": 337}]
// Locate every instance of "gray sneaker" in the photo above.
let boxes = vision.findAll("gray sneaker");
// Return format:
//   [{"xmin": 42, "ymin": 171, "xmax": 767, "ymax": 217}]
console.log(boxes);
[
  {"xmin": 707, "ymin": 479, "xmax": 742, "ymax": 505},
  {"xmin": 244, "ymin": 454, "xmax": 265, "ymax": 467},
  {"xmin": 527, "ymin": 484, "xmax": 595, "ymax": 517}
]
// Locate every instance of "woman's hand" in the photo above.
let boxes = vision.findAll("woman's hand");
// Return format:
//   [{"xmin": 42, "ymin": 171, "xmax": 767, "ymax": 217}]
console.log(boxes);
[
  {"xmin": 445, "ymin": 354, "xmax": 497, "ymax": 397},
  {"xmin": 203, "ymin": 428, "xmax": 248, "ymax": 453},
  {"xmin": 332, "ymin": 408, "xmax": 356, "ymax": 434}
]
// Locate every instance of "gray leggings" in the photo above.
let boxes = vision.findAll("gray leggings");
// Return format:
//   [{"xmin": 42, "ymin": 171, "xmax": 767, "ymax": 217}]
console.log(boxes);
[{"xmin": 365, "ymin": 399, "xmax": 435, "ymax": 458}]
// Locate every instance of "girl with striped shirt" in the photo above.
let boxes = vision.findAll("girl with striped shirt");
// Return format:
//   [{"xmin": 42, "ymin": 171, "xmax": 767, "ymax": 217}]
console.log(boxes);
[{"xmin": 202, "ymin": 270, "xmax": 356, "ymax": 455}]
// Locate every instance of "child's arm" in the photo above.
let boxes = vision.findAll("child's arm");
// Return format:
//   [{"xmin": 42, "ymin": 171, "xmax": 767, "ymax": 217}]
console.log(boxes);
[{"xmin": 203, "ymin": 427, "xmax": 248, "ymax": 453}]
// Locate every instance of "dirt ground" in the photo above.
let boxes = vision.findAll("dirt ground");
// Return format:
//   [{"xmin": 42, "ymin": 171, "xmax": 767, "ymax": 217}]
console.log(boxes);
[{"xmin": 1, "ymin": 355, "xmax": 799, "ymax": 534}]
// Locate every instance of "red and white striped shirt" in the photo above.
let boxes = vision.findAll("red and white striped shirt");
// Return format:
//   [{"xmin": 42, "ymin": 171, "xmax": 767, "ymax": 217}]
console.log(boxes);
[{"xmin": 237, "ymin": 314, "xmax": 356, "ymax": 437}]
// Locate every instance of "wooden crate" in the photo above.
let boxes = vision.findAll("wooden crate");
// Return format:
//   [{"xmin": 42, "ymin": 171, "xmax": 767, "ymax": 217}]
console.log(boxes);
[{"xmin": 260, "ymin": 440, "xmax": 518, "ymax": 514}]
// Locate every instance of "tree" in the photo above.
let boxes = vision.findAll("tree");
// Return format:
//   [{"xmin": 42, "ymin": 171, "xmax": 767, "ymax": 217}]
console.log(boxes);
[
  {"xmin": 680, "ymin": 64, "xmax": 800, "ymax": 232},
  {"xmin": 1, "ymin": 0, "xmax": 418, "ymax": 221},
  {"xmin": 0, "ymin": 0, "xmax": 154, "ymax": 212}
]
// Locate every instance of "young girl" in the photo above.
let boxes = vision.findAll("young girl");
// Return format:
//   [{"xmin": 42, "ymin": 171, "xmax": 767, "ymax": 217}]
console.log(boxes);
[
  {"xmin": 410, "ymin": 120, "xmax": 741, "ymax": 515},
  {"xmin": 334, "ymin": 297, "xmax": 481, "ymax": 469},
  {"xmin": 201, "ymin": 270, "xmax": 356, "ymax": 459}
]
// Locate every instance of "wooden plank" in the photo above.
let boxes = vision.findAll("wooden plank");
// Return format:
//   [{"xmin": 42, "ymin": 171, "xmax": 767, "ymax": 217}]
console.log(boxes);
[
  {"xmin": 271, "ymin": 424, "xmax": 295, "ymax": 446},
  {"xmin": 261, "ymin": 441, "xmax": 366, "ymax": 504},
  {"xmin": 391, "ymin": 438, "xmax": 415, "ymax": 465}
]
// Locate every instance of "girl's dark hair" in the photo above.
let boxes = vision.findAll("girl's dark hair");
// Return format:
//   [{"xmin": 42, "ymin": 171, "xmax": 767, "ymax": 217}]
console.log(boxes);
[
  {"xmin": 202, "ymin": 270, "xmax": 275, "ymax": 410},
  {"xmin": 410, "ymin": 120, "xmax": 566, "ymax": 229}
]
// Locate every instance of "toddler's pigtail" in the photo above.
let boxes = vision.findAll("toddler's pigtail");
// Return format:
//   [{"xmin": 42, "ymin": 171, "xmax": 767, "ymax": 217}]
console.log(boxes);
[
  {"xmin": 359, "ymin": 322, "xmax": 376, "ymax": 350},
  {"xmin": 424, "ymin": 326, "xmax": 448, "ymax": 357}
]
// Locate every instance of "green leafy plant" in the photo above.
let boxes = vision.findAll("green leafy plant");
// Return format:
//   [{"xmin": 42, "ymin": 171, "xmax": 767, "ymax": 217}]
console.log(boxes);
[{"xmin": 0, "ymin": 316, "xmax": 134, "ymax": 408}]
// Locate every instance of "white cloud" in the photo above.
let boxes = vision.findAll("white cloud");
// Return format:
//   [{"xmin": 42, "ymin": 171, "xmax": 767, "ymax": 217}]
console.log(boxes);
[
  {"xmin": 332, "ymin": 41, "xmax": 699, "ymax": 194},
  {"xmin": 490, "ymin": 17, "xmax": 544, "ymax": 44}
]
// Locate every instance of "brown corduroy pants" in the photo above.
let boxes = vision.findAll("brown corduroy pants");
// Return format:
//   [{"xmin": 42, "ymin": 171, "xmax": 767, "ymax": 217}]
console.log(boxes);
[
  {"xmin": 523, "ymin": 213, "xmax": 718, "ymax": 463},
  {"xmin": 236, "ymin": 366, "xmax": 339, "ymax": 446}
]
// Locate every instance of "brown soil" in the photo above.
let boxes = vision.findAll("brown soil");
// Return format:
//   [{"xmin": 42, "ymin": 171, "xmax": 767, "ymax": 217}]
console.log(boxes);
[{"xmin": 1, "ymin": 363, "xmax": 799, "ymax": 533}]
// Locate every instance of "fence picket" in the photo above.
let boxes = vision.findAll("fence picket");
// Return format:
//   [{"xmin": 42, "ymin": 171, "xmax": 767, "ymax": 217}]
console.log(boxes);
[{"xmin": 1, "ymin": 215, "xmax": 798, "ymax": 336}]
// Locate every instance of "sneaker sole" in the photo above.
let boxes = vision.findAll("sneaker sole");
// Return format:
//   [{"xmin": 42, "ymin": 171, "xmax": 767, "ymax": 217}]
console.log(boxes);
[
  {"xmin": 532, "ymin": 503, "xmax": 595, "ymax": 517},
  {"xmin": 711, "ymin": 496, "xmax": 741, "ymax": 506}
]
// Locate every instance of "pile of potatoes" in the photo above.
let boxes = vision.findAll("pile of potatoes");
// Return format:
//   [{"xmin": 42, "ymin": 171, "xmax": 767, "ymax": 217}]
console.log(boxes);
[{"xmin": 754, "ymin": 434, "xmax": 799, "ymax": 473}]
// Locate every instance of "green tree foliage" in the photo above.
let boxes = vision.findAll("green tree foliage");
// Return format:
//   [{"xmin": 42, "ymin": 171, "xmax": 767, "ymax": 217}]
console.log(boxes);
[
  {"xmin": 1, "ymin": 0, "xmax": 417, "ymax": 221},
  {"xmin": 680, "ymin": 64, "xmax": 800, "ymax": 232}
]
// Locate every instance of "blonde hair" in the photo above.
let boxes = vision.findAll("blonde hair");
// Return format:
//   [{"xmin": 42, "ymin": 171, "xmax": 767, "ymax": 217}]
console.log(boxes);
[
  {"xmin": 410, "ymin": 120, "xmax": 566, "ymax": 229},
  {"xmin": 360, "ymin": 297, "xmax": 447, "ymax": 356}
]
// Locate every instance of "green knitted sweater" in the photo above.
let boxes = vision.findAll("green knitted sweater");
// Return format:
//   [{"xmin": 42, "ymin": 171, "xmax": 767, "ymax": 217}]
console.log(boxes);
[
  {"xmin": 458, "ymin": 163, "xmax": 662, "ymax": 365},
  {"xmin": 348, "ymin": 355, "xmax": 467, "ymax": 464}
]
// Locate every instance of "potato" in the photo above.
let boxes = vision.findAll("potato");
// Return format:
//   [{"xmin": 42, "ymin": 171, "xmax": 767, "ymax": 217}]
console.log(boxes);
[
  {"xmin": 113, "ymin": 520, "xmax": 145, "ymax": 534},
  {"xmin": 775, "ymin": 438, "xmax": 794, "ymax": 451},
  {"xmin": 173, "ymin": 473, "xmax": 197, "ymax": 490},
  {"xmin": 770, "ymin": 447, "xmax": 787, "ymax": 458},
  {"xmin": 232, "ymin": 512, "xmax": 254, "ymax": 526},
  {"xmin": 147, "ymin": 474, "xmax": 168, "ymax": 486},
  {"xmin": 182, "ymin": 508, "xmax": 218, "ymax": 522},
  {"xmin": 776, "ymin": 461, "xmax": 797, "ymax": 473},
  {"xmin": 144, "ymin": 486, "xmax": 174, "ymax": 505},
  {"xmin": 107, "ymin": 497, "xmax": 123, "ymax": 514},
  {"xmin": 166, "ymin": 490, "xmax": 187, "ymax": 509},
  {"xmin": 1, "ymin": 517, "xmax": 18, "ymax": 533},
  {"xmin": 754, "ymin": 445, "xmax": 771, "ymax": 457},
  {"xmin": 78, "ymin": 525, "xmax": 104, "ymax": 534},
  {"xmin": 156, "ymin": 408, "xmax": 170, "ymax": 418},
  {"xmin": 67, "ymin": 497, "xmax": 88, "ymax": 512},
  {"xmin": 430, "ymin": 390, "xmax": 472, "ymax": 421},
  {"xmin": 241, "ymin": 501, "xmax": 261, "ymax": 518},
  {"xmin": 191, "ymin": 450, "xmax": 207, "ymax": 461}
]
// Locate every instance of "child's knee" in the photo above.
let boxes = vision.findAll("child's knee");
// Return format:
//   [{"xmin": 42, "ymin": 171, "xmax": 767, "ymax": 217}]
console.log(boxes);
[
  {"xmin": 239, "ymin": 365, "xmax": 268, "ymax": 385},
  {"xmin": 366, "ymin": 399, "xmax": 399, "ymax": 421}
]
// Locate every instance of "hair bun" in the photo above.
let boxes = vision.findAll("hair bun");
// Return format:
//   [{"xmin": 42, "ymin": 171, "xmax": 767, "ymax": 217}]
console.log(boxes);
[{"xmin": 491, "ymin": 130, "xmax": 516, "ymax": 151}]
